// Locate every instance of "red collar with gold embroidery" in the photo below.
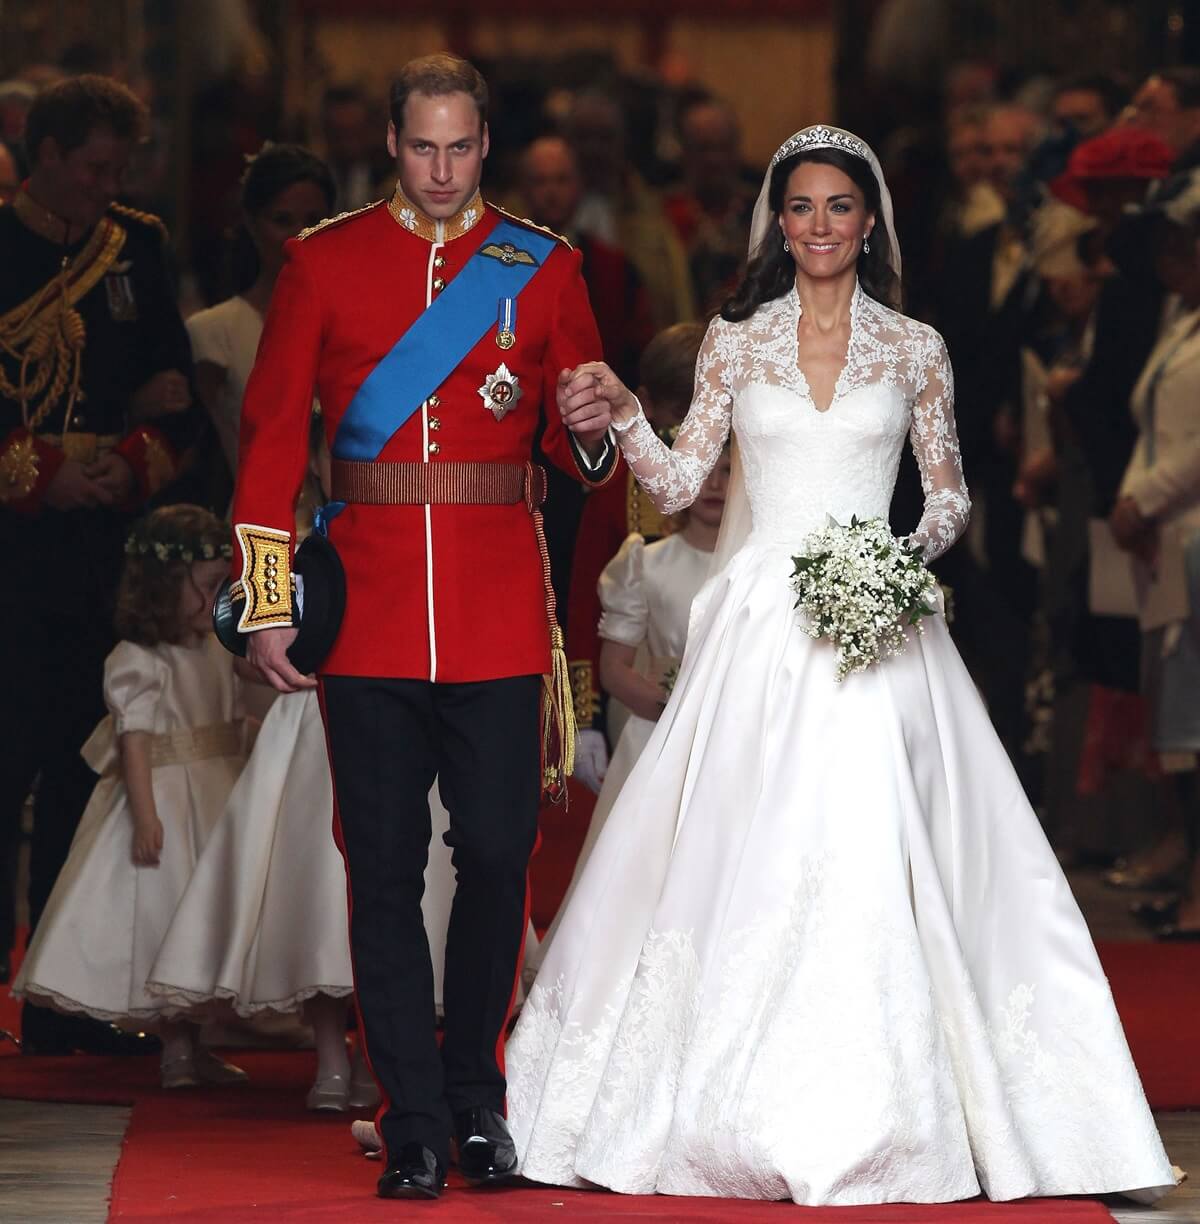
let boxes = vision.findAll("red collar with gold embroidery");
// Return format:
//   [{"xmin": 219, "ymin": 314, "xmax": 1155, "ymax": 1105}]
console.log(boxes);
[{"xmin": 386, "ymin": 185, "xmax": 484, "ymax": 243}]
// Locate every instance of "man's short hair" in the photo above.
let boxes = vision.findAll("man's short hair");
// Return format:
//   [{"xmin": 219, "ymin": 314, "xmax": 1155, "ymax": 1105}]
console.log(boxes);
[
  {"xmin": 638, "ymin": 322, "xmax": 707, "ymax": 407},
  {"xmin": 1153, "ymin": 67, "xmax": 1200, "ymax": 111},
  {"xmin": 389, "ymin": 54, "xmax": 487, "ymax": 134},
  {"xmin": 24, "ymin": 73, "xmax": 147, "ymax": 165}
]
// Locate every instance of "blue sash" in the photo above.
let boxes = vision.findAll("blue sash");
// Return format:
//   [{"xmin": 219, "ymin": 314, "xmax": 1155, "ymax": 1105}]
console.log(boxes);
[
  {"xmin": 315, "ymin": 219, "xmax": 554, "ymax": 534},
  {"xmin": 333, "ymin": 219, "xmax": 555, "ymax": 462}
]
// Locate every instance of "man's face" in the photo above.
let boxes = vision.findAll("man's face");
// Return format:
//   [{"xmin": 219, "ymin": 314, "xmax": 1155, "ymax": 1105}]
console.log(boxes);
[
  {"xmin": 0, "ymin": 144, "xmax": 18, "ymax": 204},
  {"xmin": 520, "ymin": 139, "xmax": 581, "ymax": 233},
  {"xmin": 947, "ymin": 121, "xmax": 988, "ymax": 188},
  {"xmin": 983, "ymin": 109, "xmax": 1037, "ymax": 202},
  {"xmin": 36, "ymin": 125, "xmax": 132, "ymax": 229},
  {"xmin": 1131, "ymin": 76, "xmax": 1200, "ymax": 154},
  {"xmin": 681, "ymin": 104, "xmax": 740, "ymax": 199},
  {"xmin": 1053, "ymin": 89, "xmax": 1111, "ymax": 140},
  {"xmin": 388, "ymin": 91, "xmax": 487, "ymax": 220}
]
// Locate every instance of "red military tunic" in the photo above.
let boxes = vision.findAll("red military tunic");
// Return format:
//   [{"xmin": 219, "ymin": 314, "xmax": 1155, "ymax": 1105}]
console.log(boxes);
[{"xmin": 232, "ymin": 187, "xmax": 615, "ymax": 681}]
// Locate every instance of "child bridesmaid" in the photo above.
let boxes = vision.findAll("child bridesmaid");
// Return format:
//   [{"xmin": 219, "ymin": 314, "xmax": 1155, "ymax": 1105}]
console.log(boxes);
[{"xmin": 13, "ymin": 506, "xmax": 249, "ymax": 1089}]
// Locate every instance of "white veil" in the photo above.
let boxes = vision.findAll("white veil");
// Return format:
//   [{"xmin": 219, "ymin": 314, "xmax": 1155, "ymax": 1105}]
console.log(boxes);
[{"xmin": 704, "ymin": 124, "xmax": 904, "ymax": 584}]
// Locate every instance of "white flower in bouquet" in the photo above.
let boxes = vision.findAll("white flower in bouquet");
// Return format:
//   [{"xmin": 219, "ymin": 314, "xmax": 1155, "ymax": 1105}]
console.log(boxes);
[{"xmin": 790, "ymin": 516, "xmax": 939, "ymax": 682}]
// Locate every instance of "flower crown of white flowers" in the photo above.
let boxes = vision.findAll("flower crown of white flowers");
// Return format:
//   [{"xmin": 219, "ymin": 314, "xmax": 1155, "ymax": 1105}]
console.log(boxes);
[
  {"xmin": 770, "ymin": 125, "xmax": 869, "ymax": 168},
  {"xmin": 124, "ymin": 530, "xmax": 232, "ymax": 565}
]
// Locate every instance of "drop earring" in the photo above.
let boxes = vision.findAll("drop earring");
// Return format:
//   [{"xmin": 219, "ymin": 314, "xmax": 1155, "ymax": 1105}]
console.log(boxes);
[
  {"xmin": 783, "ymin": 238, "xmax": 790, "ymax": 253},
  {"xmin": 863, "ymin": 235, "xmax": 871, "ymax": 255}
]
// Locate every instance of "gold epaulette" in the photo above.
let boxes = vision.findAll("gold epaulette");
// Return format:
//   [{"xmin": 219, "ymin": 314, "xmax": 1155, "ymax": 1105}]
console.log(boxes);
[
  {"xmin": 298, "ymin": 200, "xmax": 385, "ymax": 241},
  {"xmin": 490, "ymin": 204, "xmax": 572, "ymax": 251},
  {"xmin": 109, "ymin": 202, "xmax": 168, "ymax": 241}
]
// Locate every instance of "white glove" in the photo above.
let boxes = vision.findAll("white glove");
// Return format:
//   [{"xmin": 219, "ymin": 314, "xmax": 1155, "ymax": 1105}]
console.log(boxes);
[{"xmin": 573, "ymin": 728, "xmax": 609, "ymax": 795}]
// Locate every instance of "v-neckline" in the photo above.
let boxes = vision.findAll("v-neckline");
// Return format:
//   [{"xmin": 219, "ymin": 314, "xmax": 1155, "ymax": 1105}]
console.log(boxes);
[{"xmin": 790, "ymin": 283, "xmax": 860, "ymax": 415}]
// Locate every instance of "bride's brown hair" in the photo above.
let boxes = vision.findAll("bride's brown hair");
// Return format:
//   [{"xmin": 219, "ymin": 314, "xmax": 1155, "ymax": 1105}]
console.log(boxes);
[{"xmin": 720, "ymin": 147, "xmax": 901, "ymax": 323}]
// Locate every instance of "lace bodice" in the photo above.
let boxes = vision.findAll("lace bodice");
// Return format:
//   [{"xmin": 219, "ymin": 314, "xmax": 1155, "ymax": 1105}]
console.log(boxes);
[{"xmin": 612, "ymin": 285, "xmax": 969, "ymax": 562}]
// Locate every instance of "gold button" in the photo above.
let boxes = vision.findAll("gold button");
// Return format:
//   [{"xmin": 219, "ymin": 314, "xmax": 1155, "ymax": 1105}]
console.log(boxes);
[
  {"xmin": 432, "ymin": 277, "xmax": 445, "ymax": 291},
  {"xmin": 434, "ymin": 255, "xmax": 445, "ymax": 268},
  {"xmin": 429, "ymin": 417, "xmax": 441, "ymax": 430},
  {"xmin": 266, "ymin": 592, "xmax": 280, "ymax": 604},
  {"xmin": 428, "ymin": 395, "xmax": 440, "ymax": 407},
  {"xmin": 428, "ymin": 442, "xmax": 441, "ymax": 455}
]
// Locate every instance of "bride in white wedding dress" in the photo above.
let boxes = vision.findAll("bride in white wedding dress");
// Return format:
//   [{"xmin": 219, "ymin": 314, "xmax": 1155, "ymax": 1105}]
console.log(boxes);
[{"xmin": 505, "ymin": 125, "xmax": 1176, "ymax": 1206}]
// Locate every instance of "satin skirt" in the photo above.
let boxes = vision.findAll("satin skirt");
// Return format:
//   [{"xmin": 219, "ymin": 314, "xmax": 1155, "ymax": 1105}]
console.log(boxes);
[{"xmin": 506, "ymin": 542, "xmax": 1175, "ymax": 1205}]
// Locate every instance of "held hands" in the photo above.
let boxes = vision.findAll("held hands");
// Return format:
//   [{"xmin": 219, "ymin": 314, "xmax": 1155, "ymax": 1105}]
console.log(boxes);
[
  {"xmin": 246, "ymin": 626, "xmax": 318, "ymax": 693},
  {"xmin": 557, "ymin": 362, "xmax": 637, "ymax": 441},
  {"xmin": 87, "ymin": 452, "xmax": 136, "ymax": 504},
  {"xmin": 44, "ymin": 453, "xmax": 136, "ymax": 511},
  {"xmin": 132, "ymin": 812, "xmax": 164, "ymax": 866}
]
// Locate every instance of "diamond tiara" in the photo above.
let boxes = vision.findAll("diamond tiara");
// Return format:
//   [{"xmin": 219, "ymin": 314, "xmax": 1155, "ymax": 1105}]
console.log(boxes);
[{"xmin": 771, "ymin": 125, "xmax": 869, "ymax": 167}]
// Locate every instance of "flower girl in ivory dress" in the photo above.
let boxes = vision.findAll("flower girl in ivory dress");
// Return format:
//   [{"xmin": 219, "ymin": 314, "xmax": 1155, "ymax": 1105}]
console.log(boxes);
[
  {"xmin": 507, "ymin": 125, "xmax": 1177, "ymax": 1206},
  {"xmin": 13, "ymin": 506, "xmax": 249, "ymax": 1089}
]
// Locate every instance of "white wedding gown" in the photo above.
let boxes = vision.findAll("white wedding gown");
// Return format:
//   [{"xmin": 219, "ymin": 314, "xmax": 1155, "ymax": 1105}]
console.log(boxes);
[{"xmin": 506, "ymin": 285, "xmax": 1175, "ymax": 1205}]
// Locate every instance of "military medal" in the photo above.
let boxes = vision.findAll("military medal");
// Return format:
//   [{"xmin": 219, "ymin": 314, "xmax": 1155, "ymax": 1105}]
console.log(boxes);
[
  {"xmin": 105, "ymin": 260, "xmax": 138, "ymax": 321},
  {"xmin": 479, "ymin": 362, "xmax": 522, "ymax": 421},
  {"xmin": 496, "ymin": 297, "xmax": 516, "ymax": 350}
]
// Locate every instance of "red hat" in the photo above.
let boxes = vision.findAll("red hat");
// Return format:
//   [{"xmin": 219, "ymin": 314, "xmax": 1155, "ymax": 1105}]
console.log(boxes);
[{"xmin": 1051, "ymin": 127, "xmax": 1174, "ymax": 210}]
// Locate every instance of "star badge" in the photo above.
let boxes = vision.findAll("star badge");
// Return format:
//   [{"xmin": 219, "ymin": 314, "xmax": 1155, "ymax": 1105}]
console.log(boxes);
[{"xmin": 478, "ymin": 363, "xmax": 523, "ymax": 421}]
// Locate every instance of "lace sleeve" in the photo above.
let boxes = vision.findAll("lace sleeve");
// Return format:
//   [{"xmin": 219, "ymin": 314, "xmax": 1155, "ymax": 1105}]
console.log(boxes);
[
  {"xmin": 907, "ymin": 330, "xmax": 970, "ymax": 563},
  {"xmin": 612, "ymin": 318, "xmax": 734, "ymax": 514}
]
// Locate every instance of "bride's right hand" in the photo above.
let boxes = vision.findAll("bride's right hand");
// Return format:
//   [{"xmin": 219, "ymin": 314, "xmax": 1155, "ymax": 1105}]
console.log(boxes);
[{"xmin": 558, "ymin": 361, "xmax": 639, "ymax": 427}]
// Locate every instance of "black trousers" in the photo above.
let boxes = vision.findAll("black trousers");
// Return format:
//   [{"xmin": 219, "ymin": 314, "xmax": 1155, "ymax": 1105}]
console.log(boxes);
[
  {"xmin": 0, "ymin": 509, "xmax": 124, "ymax": 943},
  {"xmin": 320, "ymin": 673, "xmax": 541, "ymax": 1167}
]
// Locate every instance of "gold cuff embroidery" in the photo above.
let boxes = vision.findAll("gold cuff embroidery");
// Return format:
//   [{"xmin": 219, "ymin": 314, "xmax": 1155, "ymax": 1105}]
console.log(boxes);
[
  {"xmin": 569, "ymin": 660, "xmax": 599, "ymax": 726},
  {"xmin": 234, "ymin": 523, "xmax": 294, "ymax": 632},
  {"xmin": 0, "ymin": 433, "xmax": 40, "ymax": 503}
]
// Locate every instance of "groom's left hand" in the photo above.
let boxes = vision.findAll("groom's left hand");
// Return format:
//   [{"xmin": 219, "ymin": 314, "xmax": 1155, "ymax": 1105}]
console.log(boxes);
[{"xmin": 558, "ymin": 367, "xmax": 612, "ymax": 451}]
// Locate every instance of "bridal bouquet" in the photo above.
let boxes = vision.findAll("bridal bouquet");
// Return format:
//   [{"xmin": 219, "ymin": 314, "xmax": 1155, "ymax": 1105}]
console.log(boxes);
[{"xmin": 790, "ymin": 516, "xmax": 939, "ymax": 682}]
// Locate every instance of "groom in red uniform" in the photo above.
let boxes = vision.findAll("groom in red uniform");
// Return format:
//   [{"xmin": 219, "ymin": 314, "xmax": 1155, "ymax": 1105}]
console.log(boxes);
[{"xmin": 231, "ymin": 54, "xmax": 614, "ymax": 1199}]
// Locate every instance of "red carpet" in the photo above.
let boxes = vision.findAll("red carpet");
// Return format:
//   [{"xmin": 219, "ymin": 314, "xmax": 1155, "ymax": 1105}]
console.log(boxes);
[
  {"xmin": 1097, "ymin": 939, "xmax": 1200, "ymax": 1110},
  {"xmin": 104, "ymin": 1053, "xmax": 1116, "ymax": 1222},
  {"xmin": 4, "ymin": 864, "xmax": 1194, "ymax": 1220}
]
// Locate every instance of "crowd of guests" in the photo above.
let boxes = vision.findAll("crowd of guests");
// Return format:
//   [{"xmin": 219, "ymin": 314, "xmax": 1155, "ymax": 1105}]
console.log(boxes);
[{"xmin": 3, "ymin": 49, "xmax": 1200, "ymax": 1083}]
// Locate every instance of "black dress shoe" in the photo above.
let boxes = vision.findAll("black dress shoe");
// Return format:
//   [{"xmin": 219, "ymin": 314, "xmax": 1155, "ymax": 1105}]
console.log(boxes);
[
  {"xmin": 377, "ymin": 1142, "xmax": 445, "ymax": 1200},
  {"xmin": 20, "ymin": 1004, "xmax": 162, "ymax": 1056},
  {"xmin": 453, "ymin": 1106, "xmax": 518, "ymax": 1186}
]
